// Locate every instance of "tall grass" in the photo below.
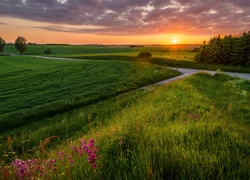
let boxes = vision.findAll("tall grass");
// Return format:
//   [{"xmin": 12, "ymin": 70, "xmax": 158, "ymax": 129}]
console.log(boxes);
[{"xmin": 1, "ymin": 73, "xmax": 249, "ymax": 179}]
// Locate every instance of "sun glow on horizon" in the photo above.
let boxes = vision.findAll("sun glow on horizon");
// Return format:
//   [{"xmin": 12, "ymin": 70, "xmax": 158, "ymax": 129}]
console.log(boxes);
[
  {"xmin": 1, "ymin": 17, "xmax": 210, "ymax": 45},
  {"xmin": 171, "ymin": 38, "xmax": 178, "ymax": 44},
  {"xmin": 172, "ymin": 39, "xmax": 177, "ymax": 44}
]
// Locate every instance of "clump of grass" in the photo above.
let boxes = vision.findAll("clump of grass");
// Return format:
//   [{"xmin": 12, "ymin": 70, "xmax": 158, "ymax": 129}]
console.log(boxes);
[{"xmin": 225, "ymin": 79, "xmax": 249, "ymax": 102}]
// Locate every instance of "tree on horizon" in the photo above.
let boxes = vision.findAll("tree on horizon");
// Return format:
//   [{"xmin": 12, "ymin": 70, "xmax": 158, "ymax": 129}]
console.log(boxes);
[
  {"xmin": 0, "ymin": 36, "xmax": 6, "ymax": 53},
  {"xmin": 14, "ymin": 36, "xmax": 27, "ymax": 55}
]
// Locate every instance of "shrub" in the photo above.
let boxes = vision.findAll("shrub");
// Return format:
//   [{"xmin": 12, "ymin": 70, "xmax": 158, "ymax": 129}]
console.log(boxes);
[
  {"xmin": 44, "ymin": 48, "xmax": 52, "ymax": 54},
  {"xmin": 137, "ymin": 51, "xmax": 152, "ymax": 61}
]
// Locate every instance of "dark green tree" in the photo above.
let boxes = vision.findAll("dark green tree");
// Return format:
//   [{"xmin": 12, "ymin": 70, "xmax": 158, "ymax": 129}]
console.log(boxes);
[
  {"xmin": 14, "ymin": 36, "xmax": 27, "ymax": 55},
  {"xmin": 0, "ymin": 36, "xmax": 5, "ymax": 53},
  {"xmin": 195, "ymin": 41, "xmax": 209, "ymax": 63},
  {"xmin": 220, "ymin": 35, "xmax": 233, "ymax": 64},
  {"xmin": 195, "ymin": 31, "xmax": 250, "ymax": 67},
  {"xmin": 231, "ymin": 37, "xmax": 245, "ymax": 66},
  {"xmin": 241, "ymin": 31, "xmax": 250, "ymax": 66}
]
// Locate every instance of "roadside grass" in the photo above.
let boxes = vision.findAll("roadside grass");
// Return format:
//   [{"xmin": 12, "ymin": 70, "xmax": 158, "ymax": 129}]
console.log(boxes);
[
  {"xmin": 148, "ymin": 57, "xmax": 250, "ymax": 73},
  {"xmin": 0, "ymin": 56, "xmax": 180, "ymax": 132},
  {"xmin": 1, "ymin": 73, "xmax": 249, "ymax": 179}
]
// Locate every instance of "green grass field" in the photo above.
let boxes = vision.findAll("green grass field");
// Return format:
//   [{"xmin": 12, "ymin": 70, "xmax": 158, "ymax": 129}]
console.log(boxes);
[
  {"xmin": 4, "ymin": 44, "xmax": 197, "ymax": 61},
  {"xmin": 0, "ymin": 55, "xmax": 180, "ymax": 132},
  {"xmin": 0, "ymin": 45, "xmax": 250, "ymax": 179},
  {"xmin": 1, "ymin": 73, "xmax": 249, "ymax": 179},
  {"xmin": 4, "ymin": 44, "xmax": 250, "ymax": 73}
]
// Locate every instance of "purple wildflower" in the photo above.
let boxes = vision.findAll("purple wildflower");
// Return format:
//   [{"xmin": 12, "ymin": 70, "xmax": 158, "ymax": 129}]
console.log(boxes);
[
  {"xmin": 92, "ymin": 163, "xmax": 97, "ymax": 168},
  {"xmin": 73, "ymin": 138, "xmax": 98, "ymax": 168}
]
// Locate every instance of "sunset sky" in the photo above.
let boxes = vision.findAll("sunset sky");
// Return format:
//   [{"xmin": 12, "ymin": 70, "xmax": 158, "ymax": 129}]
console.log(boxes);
[{"xmin": 0, "ymin": 0, "xmax": 250, "ymax": 45}]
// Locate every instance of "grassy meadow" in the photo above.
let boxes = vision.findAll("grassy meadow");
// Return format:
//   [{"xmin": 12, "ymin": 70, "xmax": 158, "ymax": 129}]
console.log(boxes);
[
  {"xmin": 5, "ymin": 44, "xmax": 250, "ymax": 73},
  {"xmin": 1, "ymin": 73, "xmax": 249, "ymax": 179},
  {"xmin": 4, "ymin": 44, "xmax": 197, "ymax": 60},
  {"xmin": 0, "ymin": 45, "xmax": 250, "ymax": 179},
  {"xmin": 0, "ymin": 55, "xmax": 180, "ymax": 132}
]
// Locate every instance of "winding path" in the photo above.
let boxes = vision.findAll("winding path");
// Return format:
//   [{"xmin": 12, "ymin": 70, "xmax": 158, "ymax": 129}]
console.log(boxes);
[
  {"xmin": 30, "ymin": 55, "xmax": 250, "ymax": 80},
  {"xmin": 138, "ymin": 67, "xmax": 250, "ymax": 90},
  {"xmin": 155, "ymin": 67, "xmax": 250, "ymax": 86}
]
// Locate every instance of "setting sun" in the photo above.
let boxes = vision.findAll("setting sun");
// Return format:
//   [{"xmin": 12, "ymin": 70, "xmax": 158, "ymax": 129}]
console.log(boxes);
[
  {"xmin": 172, "ymin": 39, "xmax": 178, "ymax": 44},
  {"xmin": 0, "ymin": 1, "xmax": 249, "ymax": 45}
]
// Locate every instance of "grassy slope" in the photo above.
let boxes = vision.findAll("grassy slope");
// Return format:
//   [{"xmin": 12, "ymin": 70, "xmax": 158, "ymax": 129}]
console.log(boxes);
[
  {"xmin": 54, "ymin": 73, "xmax": 250, "ymax": 179},
  {"xmin": 1, "ymin": 73, "xmax": 249, "ymax": 179},
  {"xmin": 1, "ymin": 45, "xmax": 250, "ymax": 179},
  {"xmin": 0, "ymin": 56, "xmax": 180, "ymax": 132}
]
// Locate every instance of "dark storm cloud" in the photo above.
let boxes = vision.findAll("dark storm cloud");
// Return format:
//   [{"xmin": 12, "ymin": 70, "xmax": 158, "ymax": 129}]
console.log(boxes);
[{"xmin": 0, "ymin": 0, "xmax": 249, "ymax": 35}]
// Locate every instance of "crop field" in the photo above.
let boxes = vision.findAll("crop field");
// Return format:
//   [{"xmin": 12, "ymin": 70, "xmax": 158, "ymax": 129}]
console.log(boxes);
[
  {"xmin": 5, "ymin": 44, "xmax": 250, "ymax": 73},
  {"xmin": 0, "ymin": 55, "xmax": 180, "ymax": 132},
  {"xmin": 4, "ymin": 44, "xmax": 197, "ymax": 61}
]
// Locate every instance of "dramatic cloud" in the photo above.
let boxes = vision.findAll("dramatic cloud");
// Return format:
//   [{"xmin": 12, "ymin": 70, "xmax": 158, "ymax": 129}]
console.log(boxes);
[{"xmin": 0, "ymin": 0, "xmax": 249, "ymax": 35}]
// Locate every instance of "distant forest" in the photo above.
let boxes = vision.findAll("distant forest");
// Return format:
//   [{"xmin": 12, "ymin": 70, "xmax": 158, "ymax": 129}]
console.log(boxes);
[{"xmin": 195, "ymin": 31, "xmax": 250, "ymax": 67}]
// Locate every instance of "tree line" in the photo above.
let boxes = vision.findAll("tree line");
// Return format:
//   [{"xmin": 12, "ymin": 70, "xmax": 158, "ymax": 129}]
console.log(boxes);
[
  {"xmin": 0, "ymin": 36, "xmax": 27, "ymax": 55},
  {"xmin": 195, "ymin": 31, "xmax": 250, "ymax": 66}
]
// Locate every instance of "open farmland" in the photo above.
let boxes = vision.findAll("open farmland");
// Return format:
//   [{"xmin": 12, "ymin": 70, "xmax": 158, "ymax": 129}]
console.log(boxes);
[
  {"xmin": 0, "ymin": 45, "xmax": 250, "ymax": 179},
  {"xmin": 1, "ymin": 0, "xmax": 250, "ymax": 178},
  {"xmin": 5, "ymin": 44, "xmax": 250, "ymax": 73},
  {"xmin": 0, "ymin": 55, "xmax": 180, "ymax": 132},
  {"xmin": 4, "ymin": 44, "xmax": 197, "ymax": 61}
]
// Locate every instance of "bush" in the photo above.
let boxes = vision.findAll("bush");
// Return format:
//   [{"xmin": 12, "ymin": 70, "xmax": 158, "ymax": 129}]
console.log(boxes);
[
  {"xmin": 44, "ymin": 48, "xmax": 52, "ymax": 54},
  {"xmin": 137, "ymin": 51, "xmax": 152, "ymax": 61}
]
